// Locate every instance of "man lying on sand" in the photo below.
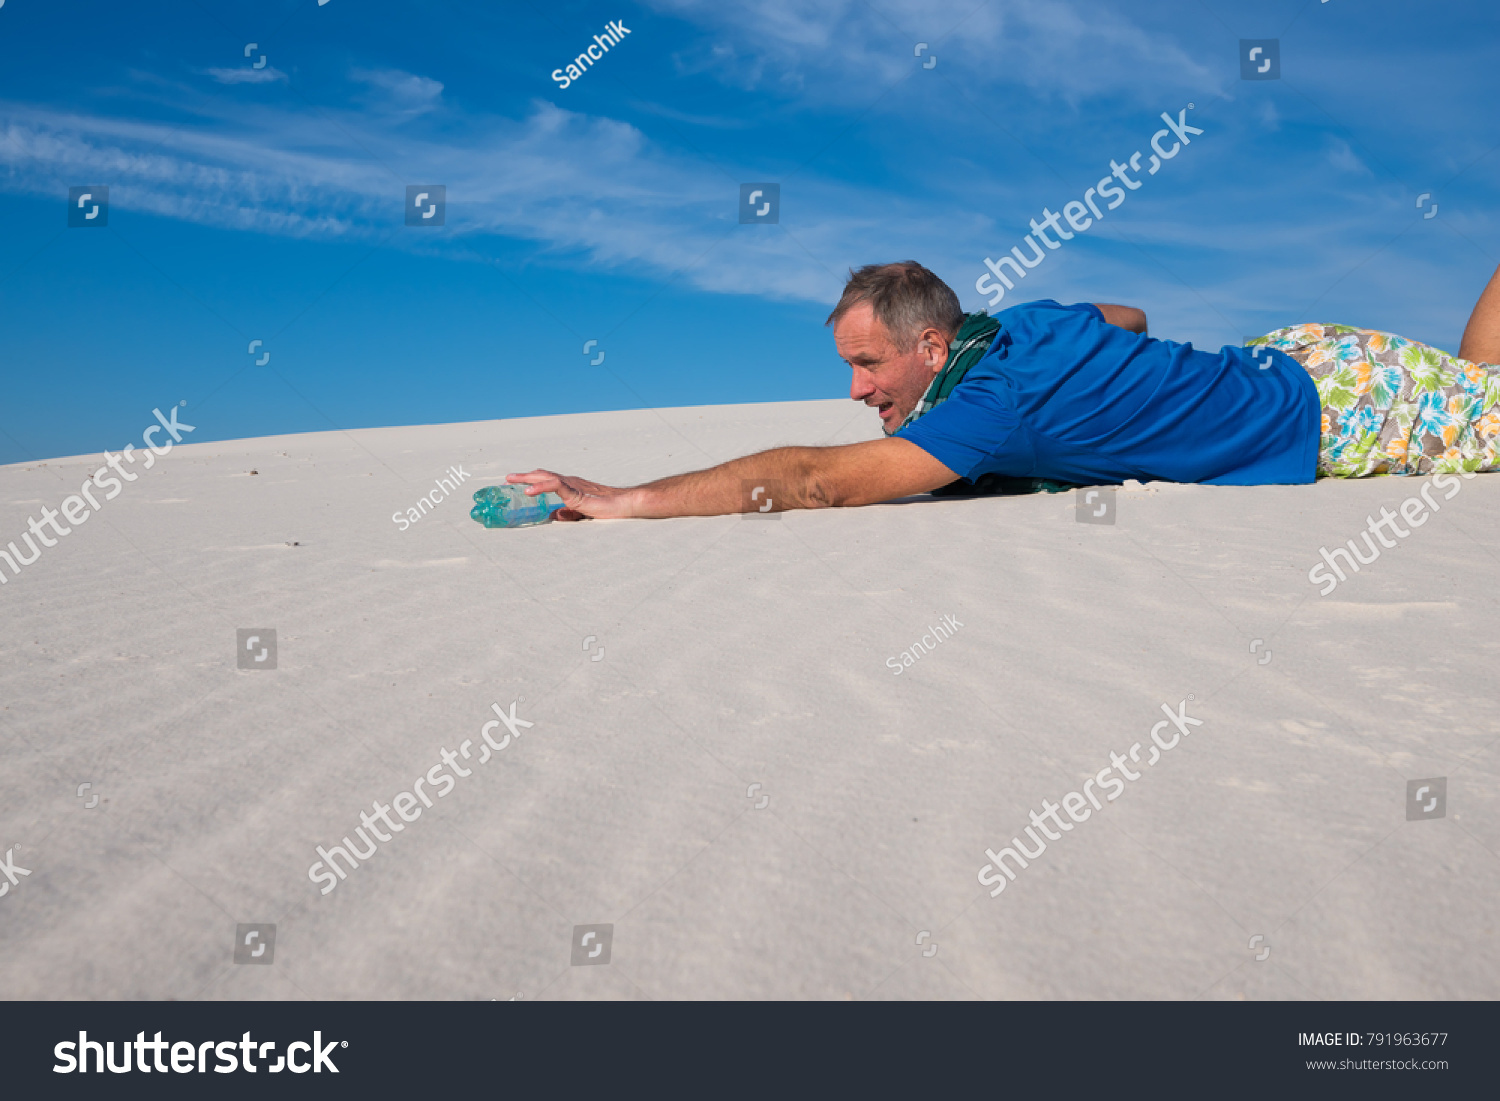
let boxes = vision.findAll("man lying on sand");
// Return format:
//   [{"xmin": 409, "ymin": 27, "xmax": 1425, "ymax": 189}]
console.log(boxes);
[{"xmin": 508, "ymin": 261, "xmax": 1500, "ymax": 519}]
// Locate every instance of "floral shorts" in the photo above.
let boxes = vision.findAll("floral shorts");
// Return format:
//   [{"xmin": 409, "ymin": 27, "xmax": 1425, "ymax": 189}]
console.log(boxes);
[{"xmin": 1251, "ymin": 324, "xmax": 1500, "ymax": 478}]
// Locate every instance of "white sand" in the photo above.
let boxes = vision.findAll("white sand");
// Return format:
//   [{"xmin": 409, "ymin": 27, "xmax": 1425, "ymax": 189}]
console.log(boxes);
[{"xmin": 2, "ymin": 398, "xmax": 1497, "ymax": 1000}]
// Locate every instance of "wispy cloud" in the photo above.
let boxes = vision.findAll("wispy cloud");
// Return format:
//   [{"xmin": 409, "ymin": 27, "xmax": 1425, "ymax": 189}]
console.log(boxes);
[
  {"xmin": 0, "ymin": 78, "xmax": 1472, "ymax": 335},
  {"xmin": 1325, "ymin": 136, "xmax": 1373, "ymax": 177},
  {"xmin": 0, "ymin": 93, "xmax": 891, "ymax": 301},
  {"xmin": 349, "ymin": 67, "xmax": 444, "ymax": 117},
  {"xmin": 626, "ymin": 98, "xmax": 755, "ymax": 129},
  {"xmin": 646, "ymin": 0, "xmax": 1222, "ymax": 106},
  {"xmin": 200, "ymin": 66, "xmax": 290, "ymax": 85}
]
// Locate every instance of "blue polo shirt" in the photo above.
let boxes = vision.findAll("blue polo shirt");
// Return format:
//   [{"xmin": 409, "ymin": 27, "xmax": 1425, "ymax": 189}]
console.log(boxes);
[{"xmin": 896, "ymin": 300, "xmax": 1320, "ymax": 486}]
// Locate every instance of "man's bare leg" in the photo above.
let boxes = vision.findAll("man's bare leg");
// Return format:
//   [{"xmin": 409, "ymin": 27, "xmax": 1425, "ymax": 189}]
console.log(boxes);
[{"xmin": 1458, "ymin": 263, "xmax": 1500, "ymax": 364}]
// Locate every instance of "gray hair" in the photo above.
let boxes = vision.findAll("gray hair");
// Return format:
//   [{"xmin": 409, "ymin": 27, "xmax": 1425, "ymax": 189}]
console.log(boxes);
[{"xmin": 825, "ymin": 261, "xmax": 964, "ymax": 352}]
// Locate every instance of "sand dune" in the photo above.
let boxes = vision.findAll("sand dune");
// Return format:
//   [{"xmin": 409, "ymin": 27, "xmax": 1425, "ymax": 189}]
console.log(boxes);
[{"xmin": 2, "ymin": 399, "xmax": 1497, "ymax": 1000}]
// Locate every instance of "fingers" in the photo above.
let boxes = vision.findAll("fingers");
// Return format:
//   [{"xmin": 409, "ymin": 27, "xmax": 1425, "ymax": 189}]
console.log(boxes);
[
  {"xmin": 505, "ymin": 470, "xmax": 630, "ymax": 520},
  {"xmin": 508, "ymin": 470, "xmax": 594, "ymax": 509},
  {"xmin": 506, "ymin": 470, "xmax": 559, "ymax": 495},
  {"xmin": 507, "ymin": 469, "xmax": 598, "ymax": 517}
]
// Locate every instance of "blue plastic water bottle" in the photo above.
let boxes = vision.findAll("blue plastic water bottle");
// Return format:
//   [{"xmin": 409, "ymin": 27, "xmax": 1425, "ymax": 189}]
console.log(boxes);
[{"xmin": 470, "ymin": 484, "xmax": 566, "ymax": 528}]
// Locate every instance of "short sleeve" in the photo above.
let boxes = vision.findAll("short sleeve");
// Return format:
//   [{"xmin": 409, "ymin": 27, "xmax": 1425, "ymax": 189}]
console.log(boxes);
[{"xmin": 895, "ymin": 378, "xmax": 1034, "ymax": 481}]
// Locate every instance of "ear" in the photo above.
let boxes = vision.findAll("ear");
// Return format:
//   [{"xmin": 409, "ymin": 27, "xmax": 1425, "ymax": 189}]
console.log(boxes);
[{"xmin": 919, "ymin": 328, "xmax": 947, "ymax": 371}]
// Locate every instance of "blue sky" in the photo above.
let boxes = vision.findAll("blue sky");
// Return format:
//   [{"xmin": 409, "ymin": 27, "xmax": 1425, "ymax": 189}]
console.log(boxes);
[{"xmin": 1, "ymin": 0, "xmax": 1496, "ymax": 463}]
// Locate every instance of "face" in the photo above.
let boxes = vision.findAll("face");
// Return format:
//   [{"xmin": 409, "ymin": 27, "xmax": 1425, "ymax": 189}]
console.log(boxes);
[{"xmin": 833, "ymin": 301, "xmax": 949, "ymax": 434}]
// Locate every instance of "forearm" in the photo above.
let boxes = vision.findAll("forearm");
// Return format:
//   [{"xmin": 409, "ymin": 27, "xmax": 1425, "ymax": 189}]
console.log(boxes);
[
  {"xmin": 627, "ymin": 439, "xmax": 954, "ymax": 518},
  {"xmin": 630, "ymin": 447, "xmax": 826, "ymax": 518},
  {"xmin": 1095, "ymin": 303, "xmax": 1148, "ymax": 334}
]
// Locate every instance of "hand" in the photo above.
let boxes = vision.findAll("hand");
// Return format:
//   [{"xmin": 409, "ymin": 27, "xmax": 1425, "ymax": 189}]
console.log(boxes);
[{"xmin": 505, "ymin": 470, "xmax": 638, "ymax": 521}]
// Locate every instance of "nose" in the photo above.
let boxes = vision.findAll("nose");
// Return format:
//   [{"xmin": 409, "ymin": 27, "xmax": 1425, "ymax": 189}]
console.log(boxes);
[{"xmin": 849, "ymin": 368, "xmax": 877, "ymax": 402}]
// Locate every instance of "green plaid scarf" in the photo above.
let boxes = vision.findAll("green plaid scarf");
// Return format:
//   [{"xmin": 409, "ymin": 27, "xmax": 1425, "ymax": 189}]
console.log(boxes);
[{"xmin": 891, "ymin": 311, "xmax": 1002, "ymax": 434}]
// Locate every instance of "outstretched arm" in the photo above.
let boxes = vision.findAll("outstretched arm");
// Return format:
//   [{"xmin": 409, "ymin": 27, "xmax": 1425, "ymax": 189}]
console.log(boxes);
[{"xmin": 508, "ymin": 438, "xmax": 958, "ymax": 521}]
